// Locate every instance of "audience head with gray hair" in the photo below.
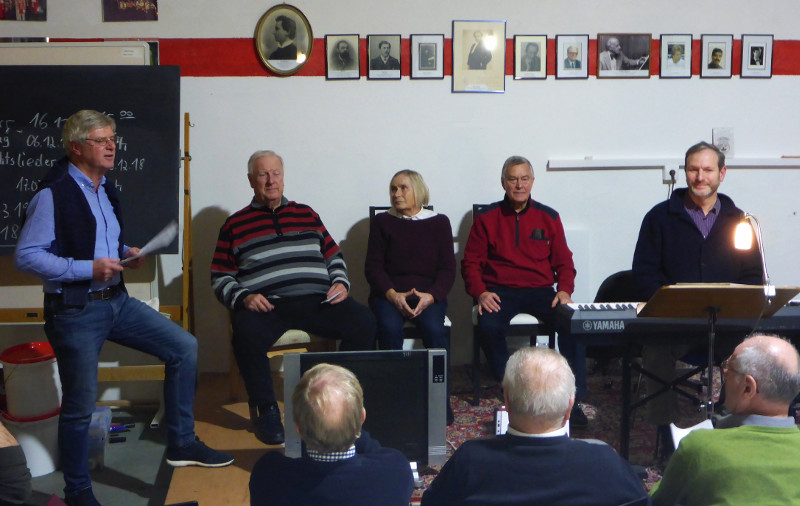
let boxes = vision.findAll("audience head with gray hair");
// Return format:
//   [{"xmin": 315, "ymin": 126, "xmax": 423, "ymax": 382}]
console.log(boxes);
[
  {"xmin": 502, "ymin": 347, "xmax": 576, "ymax": 433},
  {"xmin": 292, "ymin": 363, "xmax": 366, "ymax": 454},
  {"xmin": 724, "ymin": 334, "xmax": 800, "ymax": 417}
]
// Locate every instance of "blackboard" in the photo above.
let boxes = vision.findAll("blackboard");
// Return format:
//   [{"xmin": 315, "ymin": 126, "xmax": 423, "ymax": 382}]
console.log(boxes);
[{"xmin": 0, "ymin": 65, "xmax": 180, "ymax": 254}]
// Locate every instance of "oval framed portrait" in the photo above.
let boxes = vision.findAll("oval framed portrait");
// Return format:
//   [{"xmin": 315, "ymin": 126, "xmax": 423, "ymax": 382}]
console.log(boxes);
[{"xmin": 254, "ymin": 4, "xmax": 313, "ymax": 76}]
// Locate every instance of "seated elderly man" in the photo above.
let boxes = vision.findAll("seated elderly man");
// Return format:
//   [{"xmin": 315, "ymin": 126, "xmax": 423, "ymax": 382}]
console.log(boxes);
[
  {"xmin": 212, "ymin": 150, "xmax": 376, "ymax": 445},
  {"xmin": 249, "ymin": 363, "xmax": 414, "ymax": 506},
  {"xmin": 651, "ymin": 334, "xmax": 800, "ymax": 506},
  {"xmin": 421, "ymin": 347, "xmax": 648, "ymax": 506}
]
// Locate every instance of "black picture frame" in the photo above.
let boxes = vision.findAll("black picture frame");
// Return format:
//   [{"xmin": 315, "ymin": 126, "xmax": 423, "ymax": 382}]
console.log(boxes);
[
  {"xmin": 514, "ymin": 35, "xmax": 547, "ymax": 80},
  {"xmin": 555, "ymin": 34, "xmax": 589, "ymax": 79},
  {"xmin": 325, "ymin": 34, "xmax": 360, "ymax": 80},
  {"xmin": 740, "ymin": 34, "xmax": 773, "ymax": 78},
  {"xmin": 411, "ymin": 34, "xmax": 444, "ymax": 79},
  {"xmin": 367, "ymin": 34, "xmax": 402, "ymax": 80},
  {"xmin": 700, "ymin": 34, "xmax": 733, "ymax": 78},
  {"xmin": 659, "ymin": 34, "xmax": 692, "ymax": 79}
]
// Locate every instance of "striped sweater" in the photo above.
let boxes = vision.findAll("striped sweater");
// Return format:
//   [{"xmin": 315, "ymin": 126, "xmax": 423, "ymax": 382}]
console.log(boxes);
[{"xmin": 211, "ymin": 198, "xmax": 350, "ymax": 310}]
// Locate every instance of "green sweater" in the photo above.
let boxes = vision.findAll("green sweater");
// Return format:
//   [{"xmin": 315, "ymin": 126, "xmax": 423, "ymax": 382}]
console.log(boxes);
[{"xmin": 651, "ymin": 424, "xmax": 800, "ymax": 506}]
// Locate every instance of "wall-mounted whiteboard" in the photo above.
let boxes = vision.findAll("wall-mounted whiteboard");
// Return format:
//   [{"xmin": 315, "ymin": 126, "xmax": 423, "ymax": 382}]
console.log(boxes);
[{"xmin": 0, "ymin": 41, "xmax": 152, "ymax": 66}]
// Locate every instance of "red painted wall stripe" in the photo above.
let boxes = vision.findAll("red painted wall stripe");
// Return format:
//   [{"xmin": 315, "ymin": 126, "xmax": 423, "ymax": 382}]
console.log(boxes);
[{"xmin": 53, "ymin": 37, "xmax": 800, "ymax": 77}]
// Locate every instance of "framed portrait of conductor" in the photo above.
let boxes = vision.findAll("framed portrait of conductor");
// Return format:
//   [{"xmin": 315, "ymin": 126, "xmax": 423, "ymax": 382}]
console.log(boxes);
[
  {"xmin": 596, "ymin": 33, "xmax": 651, "ymax": 78},
  {"xmin": 255, "ymin": 4, "xmax": 313, "ymax": 76}
]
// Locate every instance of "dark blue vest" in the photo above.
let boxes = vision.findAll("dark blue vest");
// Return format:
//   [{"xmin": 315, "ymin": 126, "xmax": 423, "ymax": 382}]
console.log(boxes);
[{"xmin": 39, "ymin": 157, "xmax": 126, "ymax": 306}]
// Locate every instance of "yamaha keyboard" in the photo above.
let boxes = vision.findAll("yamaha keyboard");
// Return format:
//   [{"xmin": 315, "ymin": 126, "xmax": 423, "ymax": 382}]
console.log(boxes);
[
  {"xmin": 557, "ymin": 300, "xmax": 800, "ymax": 459},
  {"xmin": 557, "ymin": 301, "xmax": 800, "ymax": 342}
]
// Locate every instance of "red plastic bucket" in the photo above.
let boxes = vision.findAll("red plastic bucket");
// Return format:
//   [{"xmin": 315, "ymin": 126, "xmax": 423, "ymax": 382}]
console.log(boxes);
[{"xmin": 0, "ymin": 342, "xmax": 62, "ymax": 419}]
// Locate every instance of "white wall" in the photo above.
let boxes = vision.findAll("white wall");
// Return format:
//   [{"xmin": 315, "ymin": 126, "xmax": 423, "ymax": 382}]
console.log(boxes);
[{"xmin": 2, "ymin": 0, "xmax": 799, "ymax": 371}]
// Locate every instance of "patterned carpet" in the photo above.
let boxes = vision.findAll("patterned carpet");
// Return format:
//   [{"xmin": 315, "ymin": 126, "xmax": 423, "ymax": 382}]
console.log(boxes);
[{"xmin": 412, "ymin": 360, "xmax": 717, "ymax": 501}]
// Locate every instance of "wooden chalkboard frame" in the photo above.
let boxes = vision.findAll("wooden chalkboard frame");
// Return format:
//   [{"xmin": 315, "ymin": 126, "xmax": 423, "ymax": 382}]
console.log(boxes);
[{"xmin": 0, "ymin": 65, "xmax": 180, "ymax": 253}]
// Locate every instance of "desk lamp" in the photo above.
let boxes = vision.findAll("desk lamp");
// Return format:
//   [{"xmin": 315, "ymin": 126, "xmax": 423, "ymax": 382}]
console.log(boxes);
[{"xmin": 734, "ymin": 212, "xmax": 775, "ymax": 297}]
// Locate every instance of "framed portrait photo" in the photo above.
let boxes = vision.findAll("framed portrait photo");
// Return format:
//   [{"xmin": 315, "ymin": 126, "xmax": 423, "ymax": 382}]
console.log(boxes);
[
  {"xmin": 254, "ymin": 4, "xmax": 313, "ymax": 76},
  {"xmin": 411, "ymin": 34, "xmax": 444, "ymax": 79},
  {"xmin": 452, "ymin": 20, "xmax": 507, "ymax": 93},
  {"xmin": 741, "ymin": 34, "xmax": 773, "ymax": 78},
  {"xmin": 555, "ymin": 35, "xmax": 588, "ymax": 79},
  {"xmin": 325, "ymin": 34, "xmax": 359, "ymax": 80},
  {"xmin": 514, "ymin": 35, "xmax": 547, "ymax": 80},
  {"xmin": 700, "ymin": 34, "xmax": 733, "ymax": 78},
  {"xmin": 660, "ymin": 34, "xmax": 692, "ymax": 78},
  {"xmin": 367, "ymin": 34, "xmax": 402, "ymax": 80},
  {"xmin": 597, "ymin": 33, "xmax": 651, "ymax": 78}
]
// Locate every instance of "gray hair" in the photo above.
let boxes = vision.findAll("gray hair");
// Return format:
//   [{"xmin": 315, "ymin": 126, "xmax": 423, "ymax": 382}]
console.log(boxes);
[
  {"xmin": 391, "ymin": 170, "xmax": 430, "ymax": 207},
  {"xmin": 501, "ymin": 155, "xmax": 534, "ymax": 179},
  {"xmin": 502, "ymin": 347, "xmax": 575, "ymax": 426},
  {"xmin": 734, "ymin": 335, "xmax": 800, "ymax": 404},
  {"xmin": 62, "ymin": 110, "xmax": 116, "ymax": 153},
  {"xmin": 685, "ymin": 141, "xmax": 725, "ymax": 171},
  {"xmin": 292, "ymin": 363, "xmax": 364, "ymax": 453},
  {"xmin": 247, "ymin": 150, "xmax": 283, "ymax": 175}
]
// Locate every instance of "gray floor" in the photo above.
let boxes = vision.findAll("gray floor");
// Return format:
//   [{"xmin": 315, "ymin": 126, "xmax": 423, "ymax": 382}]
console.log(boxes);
[{"xmin": 25, "ymin": 408, "xmax": 174, "ymax": 506}]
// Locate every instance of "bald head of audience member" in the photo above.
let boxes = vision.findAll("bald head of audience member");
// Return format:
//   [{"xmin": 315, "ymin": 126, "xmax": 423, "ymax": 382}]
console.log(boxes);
[
  {"xmin": 292, "ymin": 363, "xmax": 366, "ymax": 453},
  {"xmin": 502, "ymin": 347, "xmax": 576, "ymax": 434},
  {"xmin": 723, "ymin": 334, "xmax": 800, "ymax": 418}
]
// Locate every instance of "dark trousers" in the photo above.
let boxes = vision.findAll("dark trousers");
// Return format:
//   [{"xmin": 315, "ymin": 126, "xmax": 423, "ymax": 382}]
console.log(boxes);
[
  {"xmin": 476, "ymin": 286, "xmax": 586, "ymax": 399},
  {"xmin": 231, "ymin": 294, "xmax": 376, "ymax": 407},
  {"xmin": 370, "ymin": 298, "xmax": 449, "ymax": 351}
]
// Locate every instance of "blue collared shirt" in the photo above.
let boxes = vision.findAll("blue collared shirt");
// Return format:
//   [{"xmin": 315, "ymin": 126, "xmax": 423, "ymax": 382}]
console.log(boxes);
[{"xmin": 15, "ymin": 163, "xmax": 126, "ymax": 293}]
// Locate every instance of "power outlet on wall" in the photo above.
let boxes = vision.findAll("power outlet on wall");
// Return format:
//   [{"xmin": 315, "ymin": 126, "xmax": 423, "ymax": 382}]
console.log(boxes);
[{"xmin": 662, "ymin": 164, "xmax": 679, "ymax": 184}]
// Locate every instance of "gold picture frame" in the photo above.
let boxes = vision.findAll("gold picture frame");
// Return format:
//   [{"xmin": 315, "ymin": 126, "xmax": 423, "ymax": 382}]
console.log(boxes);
[{"xmin": 254, "ymin": 4, "xmax": 313, "ymax": 76}]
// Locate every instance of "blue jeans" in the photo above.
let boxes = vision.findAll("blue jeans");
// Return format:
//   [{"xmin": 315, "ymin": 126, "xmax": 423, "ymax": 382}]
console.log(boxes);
[
  {"xmin": 44, "ymin": 290, "xmax": 198, "ymax": 496},
  {"xmin": 370, "ymin": 298, "xmax": 449, "ymax": 351},
  {"xmin": 476, "ymin": 286, "xmax": 586, "ymax": 399}
]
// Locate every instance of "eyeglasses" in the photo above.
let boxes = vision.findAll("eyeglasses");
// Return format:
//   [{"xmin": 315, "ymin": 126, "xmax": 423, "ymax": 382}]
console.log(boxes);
[
  {"xmin": 505, "ymin": 176, "xmax": 533, "ymax": 185},
  {"xmin": 721, "ymin": 357, "xmax": 742, "ymax": 375},
  {"xmin": 85, "ymin": 135, "xmax": 117, "ymax": 146}
]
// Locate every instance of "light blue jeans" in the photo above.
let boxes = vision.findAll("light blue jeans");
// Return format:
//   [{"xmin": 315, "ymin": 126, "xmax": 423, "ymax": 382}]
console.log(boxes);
[{"xmin": 44, "ymin": 290, "xmax": 197, "ymax": 496}]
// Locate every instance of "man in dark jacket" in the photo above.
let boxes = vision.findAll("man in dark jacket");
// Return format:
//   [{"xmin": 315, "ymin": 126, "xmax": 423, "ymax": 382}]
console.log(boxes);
[{"xmin": 632, "ymin": 141, "xmax": 763, "ymax": 443}]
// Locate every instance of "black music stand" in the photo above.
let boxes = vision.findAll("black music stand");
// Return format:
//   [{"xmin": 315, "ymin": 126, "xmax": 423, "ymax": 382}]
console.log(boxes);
[{"xmin": 618, "ymin": 283, "xmax": 799, "ymax": 458}]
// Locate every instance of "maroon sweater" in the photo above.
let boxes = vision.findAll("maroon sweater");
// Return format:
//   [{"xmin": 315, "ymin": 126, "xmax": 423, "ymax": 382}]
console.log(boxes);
[{"xmin": 365, "ymin": 212, "xmax": 456, "ymax": 302}]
